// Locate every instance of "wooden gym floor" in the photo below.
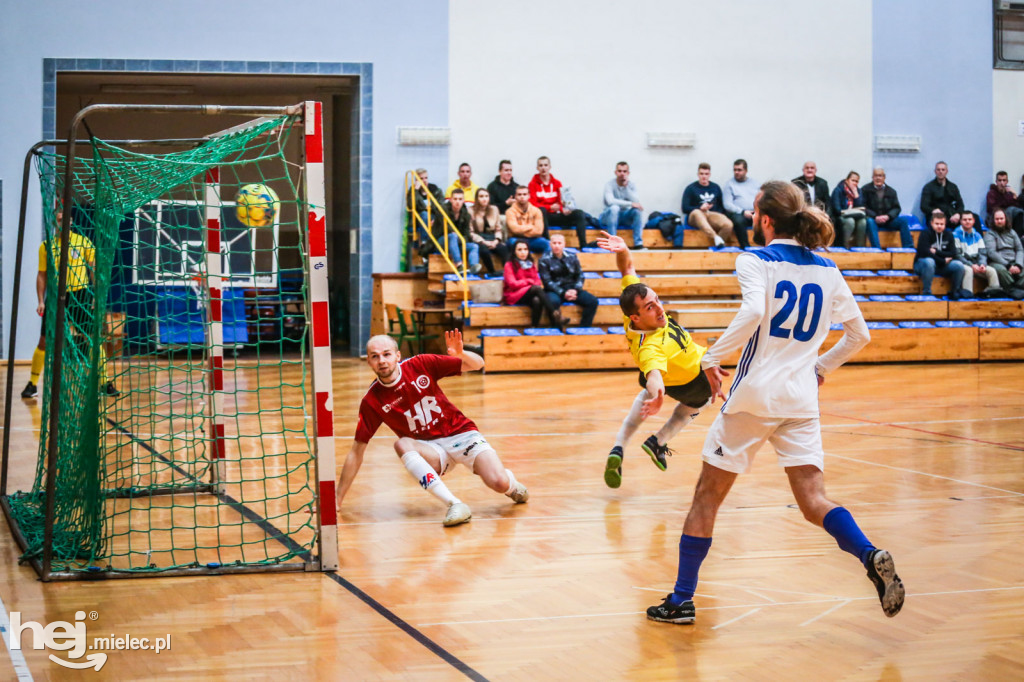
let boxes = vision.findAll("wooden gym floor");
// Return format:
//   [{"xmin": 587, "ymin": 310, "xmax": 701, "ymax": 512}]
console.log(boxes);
[{"xmin": 0, "ymin": 358, "xmax": 1022, "ymax": 680}]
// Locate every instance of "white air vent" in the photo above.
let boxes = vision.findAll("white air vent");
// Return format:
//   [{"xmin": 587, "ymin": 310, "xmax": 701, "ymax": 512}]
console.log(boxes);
[
  {"xmin": 874, "ymin": 135, "xmax": 921, "ymax": 153},
  {"xmin": 397, "ymin": 127, "xmax": 451, "ymax": 146},
  {"xmin": 645, "ymin": 132, "xmax": 696, "ymax": 149}
]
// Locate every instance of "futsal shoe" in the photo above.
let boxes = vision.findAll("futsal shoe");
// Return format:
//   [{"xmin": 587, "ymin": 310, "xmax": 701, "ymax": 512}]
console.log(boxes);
[
  {"xmin": 443, "ymin": 502, "xmax": 472, "ymax": 527},
  {"xmin": 20, "ymin": 382, "xmax": 38, "ymax": 399},
  {"xmin": 507, "ymin": 482, "xmax": 530, "ymax": 504},
  {"xmin": 646, "ymin": 595, "xmax": 696, "ymax": 624},
  {"xmin": 865, "ymin": 549, "xmax": 905, "ymax": 617},
  {"xmin": 604, "ymin": 446, "xmax": 623, "ymax": 488},
  {"xmin": 641, "ymin": 435, "xmax": 673, "ymax": 471}
]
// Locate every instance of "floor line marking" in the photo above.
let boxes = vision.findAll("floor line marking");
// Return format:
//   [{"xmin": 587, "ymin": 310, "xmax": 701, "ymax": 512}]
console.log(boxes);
[
  {"xmin": 711, "ymin": 608, "xmax": 761, "ymax": 630},
  {"xmin": 799, "ymin": 599, "xmax": 851, "ymax": 627},
  {"xmin": 822, "ymin": 411, "xmax": 1024, "ymax": 452},
  {"xmin": 0, "ymin": 589, "xmax": 34, "ymax": 681},
  {"xmin": 416, "ymin": 585, "xmax": 1024, "ymax": 626},
  {"xmin": 827, "ymin": 453, "xmax": 1024, "ymax": 497}
]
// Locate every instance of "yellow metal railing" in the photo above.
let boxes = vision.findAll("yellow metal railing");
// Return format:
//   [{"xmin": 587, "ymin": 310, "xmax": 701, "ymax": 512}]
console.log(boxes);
[{"xmin": 404, "ymin": 170, "xmax": 469, "ymax": 312}]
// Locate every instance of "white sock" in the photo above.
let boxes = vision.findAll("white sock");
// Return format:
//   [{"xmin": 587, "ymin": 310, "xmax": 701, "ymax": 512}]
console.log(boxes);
[
  {"xmin": 614, "ymin": 390, "xmax": 647, "ymax": 448},
  {"xmin": 713, "ymin": 234, "xmax": 725, "ymax": 247},
  {"xmin": 504, "ymin": 468, "xmax": 519, "ymax": 496},
  {"xmin": 400, "ymin": 452, "xmax": 458, "ymax": 506},
  {"xmin": 656, "ymin": 403, "xmax": 701, "ymax": 446}
]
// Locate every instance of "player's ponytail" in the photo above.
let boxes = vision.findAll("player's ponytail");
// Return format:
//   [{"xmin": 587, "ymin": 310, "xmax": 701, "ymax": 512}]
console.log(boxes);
[{"xmin": 756, "ymin": 181, "xmax": 834, "ymax": 250}]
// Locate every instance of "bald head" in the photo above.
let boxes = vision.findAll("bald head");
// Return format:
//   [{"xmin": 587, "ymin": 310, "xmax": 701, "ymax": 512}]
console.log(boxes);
[
  {"xmin": 366, "ymin": 334, "xmax": 398, "ymax": 355},
  {"xmin": 366, "ymin": 334, "xmax": 401, "ymax": 382}
]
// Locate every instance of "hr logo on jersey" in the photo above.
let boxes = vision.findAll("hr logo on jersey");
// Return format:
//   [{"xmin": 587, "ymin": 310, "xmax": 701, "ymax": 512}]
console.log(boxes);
[
  {"xmin": 404, "ymin": 396, "xmax": 442, "ymax": 431},
  {"xmin": 419, "ymin": 472, "xmax": 436, "ymax": 489},
  {"xmin": 414, "ymin": 375, "xmax": 431, "ymax": 391}
]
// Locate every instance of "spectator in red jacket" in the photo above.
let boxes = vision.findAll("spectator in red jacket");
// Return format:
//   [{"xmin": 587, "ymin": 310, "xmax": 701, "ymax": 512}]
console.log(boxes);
[
  {"xmin": 503, "ymin": 240, "xmax": 567, "ymax": 329},
  {"xmin": 986, "ymin": 171, "xmax": 1023, "ymax": 236},
  {"xmin": 528, "ymin": 156, "xmax": 588, "ymax": 247}
]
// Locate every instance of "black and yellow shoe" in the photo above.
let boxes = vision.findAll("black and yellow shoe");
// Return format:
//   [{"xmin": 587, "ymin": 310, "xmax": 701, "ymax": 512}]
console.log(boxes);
[
  {"xmin": 641, "ymin": 435, "xmax": 673, "ymax": 471},
  {"xmin": 604, "ymin": 446, "xmax": 623, "ymax": 488}
]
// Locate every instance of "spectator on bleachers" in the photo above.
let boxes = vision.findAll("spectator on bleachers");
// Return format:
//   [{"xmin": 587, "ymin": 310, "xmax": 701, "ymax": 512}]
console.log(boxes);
[
  {"xmin": 831, "ymin": 171, "xmax": 868, "ymax": 247},
  {"xmin": 986, "ymin": 171, "xmax": 1023, "ymax": 236},
  {"xmin": 468, "ymin": 188, "xmax": 509, "ymax": 274},
  {"xmin": 600, "ymin": 161, "xmax": 645, "ymax": 250},
  {"xmin": 681, "ymin": 162, "xmax": 733, "ymax": 249},
  {"xmin": 920, "ymin": 161, "xmax": 963, "ymax": 226},
  {"xmin": 441, "ymin": 188, "xmax": 481, "ymax": 273},
  {"xmin": 722, "ymin": 159, "xmax": 754, "ymax": 249},
  {"xmin": 503, "ymin": 240, "xmax": 567, "ymax": 329},
  {"xmin": 792, "ymin": 161, "xmax": 832, "ymax": 217},
  {"xmin": 486, "ymin": 160, "xmax": 519, "ymax": 216},
  {"xmin": 446, "ymin": 162, "xmax": 480, "ymax": 203},
  {"xmin": 539, "ymin": 234, "xmax": 599, "ymax": 327},
  {"xmin": 529, "ymin": 156, "xmax": 588, "ymax": 247},
  {"xmin": 914, "ymin": 209, "xmax": 967, "ymax": 299},
  {"xmin": 506, "ymin": 185, "xmax": 551, "ymax": 255},
  {"xmin": 410, "ymin": 168, "xmax": 445, "ymax": 250},
  {"xmin": 983, "ymin": 209, "xmax": 1024, "ymax": 294},
  {"xmin": 863, "ymin": 167, "xmax": 912, "ymax": 249},
  {"xmin": 954, "ymin": 211, "xmax": 999, "ymax": 297}
]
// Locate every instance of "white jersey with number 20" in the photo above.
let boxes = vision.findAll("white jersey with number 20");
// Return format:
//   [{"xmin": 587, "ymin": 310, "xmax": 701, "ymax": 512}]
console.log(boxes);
[{"xmin": 702, "ymin": 239, "xmax": 865, "ymax": 418}]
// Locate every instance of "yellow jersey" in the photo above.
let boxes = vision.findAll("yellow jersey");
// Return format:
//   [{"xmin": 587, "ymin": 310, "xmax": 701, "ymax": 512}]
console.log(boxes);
[
  {"xmin": 38, "ymin": 232, "xmax": 94, "ymax": 292},
  {"xmin": 621, "ymin": 274, "xmax": 706, "ymax": 386},
  {"xmin": 445, "ymin": 180, "xmax": 480, "ymax": 202}
]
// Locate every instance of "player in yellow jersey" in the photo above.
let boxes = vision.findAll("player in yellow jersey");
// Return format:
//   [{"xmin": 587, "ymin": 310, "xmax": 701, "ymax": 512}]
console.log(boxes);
[
  {"xmin": 596, "ymin": 231, "xmax": 712, "ymax": 488},
  {"xmin": 22, "ymin": 209, "xmax": 117, "ymax": 399}
]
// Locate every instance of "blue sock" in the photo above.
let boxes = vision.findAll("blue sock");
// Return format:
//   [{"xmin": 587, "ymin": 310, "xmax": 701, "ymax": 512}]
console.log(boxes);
[
  {"xmin": 671, "ymin": 534, "xmax": 712, "ymax": 605},
  {"xmin": 823, "ymin": 506, "xmax": 875, "ymax": 566}
]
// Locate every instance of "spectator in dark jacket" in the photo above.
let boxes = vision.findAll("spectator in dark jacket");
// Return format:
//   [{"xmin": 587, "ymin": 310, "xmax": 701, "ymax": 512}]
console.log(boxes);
[
  {"xmin": 681, "ymin": 162, "xmax": 733, "ymax": 248},
  {"xmin": 914, "ymin": 209, "xmax": 967, "ymax": 299},
  {"xmin": 920, "ymin": 161, "xmax": 964, "ymax": 226},
  {"xmin": 983, "ymin": 209, "xmax": 1024, "ymax": 292},
  {"xmin": 792, "ymin": 161, "xmax": 832, "ymax": 217},
  {"xmin": 863, "ymin": 167, "xmax": 912, "ymax": 248},
  {"xmin": 830, "ymin": 171, "xmax": 867, "ymax": 247},
  {"xmin": 538, "ymin": 234, "xmax": 598, "ymax": 327},
  {"xmin": 985, "ymin": 171, "xmax": 1023, "ymax": 237},
  {"xmin": 486, "ymin": 160, "xmax": 519, "ymax": 216},
  {"xmin": 439, "ymin": 189, "xmax": 480, "ymax": 273},
  {"xmin": 409, "ymin": 168, "xmax": 445, "ymax": 247}
]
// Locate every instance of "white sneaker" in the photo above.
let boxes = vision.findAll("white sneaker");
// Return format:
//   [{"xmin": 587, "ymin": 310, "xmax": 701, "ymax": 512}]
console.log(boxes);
[
  {"xmin": 507, "ymin": 482, "xmax": 529, "ymax": 504},
  {"xmin": 712, "ymin": 235, "xmax": 726, "ymax": 248},
  {"xmin": 443, "ymin": 502, "xmax": 472, "ymax": 527}
]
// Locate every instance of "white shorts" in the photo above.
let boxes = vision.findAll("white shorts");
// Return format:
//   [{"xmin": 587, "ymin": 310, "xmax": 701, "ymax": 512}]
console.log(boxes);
[
  {"xmin": 415, "ymin": 430, "xmax": 494, "ymax": 476},
  {"xmin": 701, "ymin": 411, "xmax": 824, "ymax": 474}
]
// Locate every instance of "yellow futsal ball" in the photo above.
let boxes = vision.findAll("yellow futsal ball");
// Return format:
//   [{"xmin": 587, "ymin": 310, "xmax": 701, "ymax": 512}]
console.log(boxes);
[{"xmin": 235, "ymin": 183, "xmax": 280, "ymax": 227}]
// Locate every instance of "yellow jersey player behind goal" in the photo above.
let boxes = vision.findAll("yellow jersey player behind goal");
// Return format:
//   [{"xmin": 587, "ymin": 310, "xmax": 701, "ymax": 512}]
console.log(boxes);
[{"xmin": 596, "ymin": 231, "xmax": 712, "ymax": 488}]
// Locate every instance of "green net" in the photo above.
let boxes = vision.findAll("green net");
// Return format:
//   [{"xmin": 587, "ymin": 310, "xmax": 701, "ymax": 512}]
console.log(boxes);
[{"xmin": 8, "ymin": 113, "xmax": 324, "ymax": 576}]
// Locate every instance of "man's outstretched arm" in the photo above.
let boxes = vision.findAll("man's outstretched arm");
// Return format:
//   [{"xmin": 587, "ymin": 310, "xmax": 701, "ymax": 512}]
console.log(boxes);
[
  {"xmin": 446, "ymin": 328, "xmax": 483, "ymax": 372},
  {"xmin": 596, "ymin": 231, "xmax": 636, "ymax": 277},
  {"xmin": 337, "ymin": 440, "xmax": 368, "ymax": 506}
]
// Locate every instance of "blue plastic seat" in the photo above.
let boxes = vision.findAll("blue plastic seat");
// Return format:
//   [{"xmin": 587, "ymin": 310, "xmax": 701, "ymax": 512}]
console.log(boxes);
[
  {"xmin": 867, "ymin": 321, "xmax": 898, "ymax": 329},
  {"xmin": 566, "ymin": 327, "xmax": 607, "ymax": 335},
  {"xmin": 878, "ymin": 270, "xmax": 913, "ymax": 276},
  {"xmin": 868, "ymin": 295, "xmax": 905, "ymax": 302},
  {"xmin": 523, "ymin": 327, "xmax": 564, "ymax": 335},
  {"xmin": 480, "ymin": 328, "xmax": 521, "ymax": 337},
  {"xmin": 973, "ymin": 321, "xmax": 1008, "ymax": 328},
  {"xmin": 898, "ymin": 321, "xmax": 934, "ymax": 329},
  {"xmin": 935, "ymin": 320, "xmax": 971, "ymax": 328}
]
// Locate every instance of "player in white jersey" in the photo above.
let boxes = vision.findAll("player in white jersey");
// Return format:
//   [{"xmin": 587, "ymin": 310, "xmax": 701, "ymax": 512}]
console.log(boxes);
[{"xmin": 647, "ymin": 181, "xmax": 905, "ymax": 625}]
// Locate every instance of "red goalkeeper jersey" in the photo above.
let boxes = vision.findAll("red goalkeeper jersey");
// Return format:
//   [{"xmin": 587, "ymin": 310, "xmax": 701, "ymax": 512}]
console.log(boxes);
[{"xmin": 354, "ymin": 354, "xmax": 478, "ymax": 442}]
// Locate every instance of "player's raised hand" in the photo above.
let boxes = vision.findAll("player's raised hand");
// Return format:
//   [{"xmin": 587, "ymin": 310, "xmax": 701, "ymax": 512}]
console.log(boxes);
[
  {"xmin": 445, "ymin": 329, "xmax": 464, "ymax": 357},
  {"xmin": 704, "ymin": 365, "xmax": 730, "ymax": 404},
  {"xmin": 596, "ymin": 231, "xmax": 627, "ymax": 253}
]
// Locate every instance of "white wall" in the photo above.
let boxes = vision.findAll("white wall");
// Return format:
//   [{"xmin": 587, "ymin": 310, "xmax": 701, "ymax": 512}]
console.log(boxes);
[
  {"xmin": 450, "ymin": 0, "xmax": 872, "ymax": 216},
  {"xmin": 993, "ymin": 69, "xmax": 1024, "ymax": 192}
]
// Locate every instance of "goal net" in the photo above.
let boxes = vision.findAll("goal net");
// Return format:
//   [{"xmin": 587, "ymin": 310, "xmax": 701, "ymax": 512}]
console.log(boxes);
[{"xmin": 3, "ymin": 103, "xmax": 337, "ymax": 579}]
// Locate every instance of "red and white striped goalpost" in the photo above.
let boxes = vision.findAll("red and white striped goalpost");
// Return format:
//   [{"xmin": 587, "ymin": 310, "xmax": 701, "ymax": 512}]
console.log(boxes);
[
  {"xmin": 303, "ymin": 101, "xmax": 339, "ymax": 571},
  {"xmin": 203, "ymin": 168, "xmax": 228, "ymax": 491}
]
